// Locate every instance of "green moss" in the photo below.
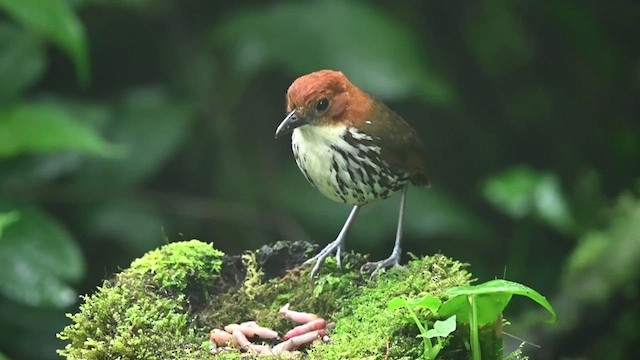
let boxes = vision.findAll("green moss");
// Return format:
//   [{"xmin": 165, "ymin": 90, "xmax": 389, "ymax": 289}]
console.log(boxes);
[
  {"xmin": 58, "ymin": 241, "xmax": 504, "ymax": 359},
  {"xmin": 202, "ymin": 252, "xmax": 366, "ymax": 334},
  {"xmin": 309, "ymin": 254, "xmax": 474, "ymax": 359},
  {"xmin": 129, "ymin": 239, "xmax": 224, "ymax": 291},
  {"xmin": 57, "ymin": 240, "xmax": 224, "ymax": 360}
]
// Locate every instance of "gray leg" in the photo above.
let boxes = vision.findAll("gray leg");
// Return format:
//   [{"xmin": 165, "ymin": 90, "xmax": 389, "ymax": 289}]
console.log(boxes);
[
  {"xmin": 362, "ymin": 186, "xmax": 408, "ymax": 278},
  {"xmin": 303, "ymin": 205, "xmax": 362, "ymax": 278}
]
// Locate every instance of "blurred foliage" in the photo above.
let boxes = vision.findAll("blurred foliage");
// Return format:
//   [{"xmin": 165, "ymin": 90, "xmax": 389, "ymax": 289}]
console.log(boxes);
[
  {"xmin": 0, "ymin": 0, "xmax": 638, "ymax": 359},
  {"xmin": 564, "ymin": 193, "xmax": 640, "ymax": 304},
  {"xmin": 215, "ymin": 0, "xmax": 453, "ymax": 103},
  {"xmin": 482, "ymin": 166, "xmax": 575, "ymax": 235}
]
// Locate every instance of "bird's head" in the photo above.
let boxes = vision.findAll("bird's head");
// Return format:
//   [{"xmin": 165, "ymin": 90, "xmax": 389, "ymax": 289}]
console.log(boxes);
[{"xmin": 275, "ymin": 70, "xmax": 372, "ymax": 138}]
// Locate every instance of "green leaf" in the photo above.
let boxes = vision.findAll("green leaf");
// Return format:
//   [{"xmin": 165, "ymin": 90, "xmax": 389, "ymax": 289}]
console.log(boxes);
[
  {"xmin": 0, "ymin": 102, "xmax": 121, "ymax": 158},
  {"xmin": 0, "ymin": 0, "xmax": 89, "ymax": 85},
  {"xmin": 423, "ymin": 315, "xmax": 457, "ymax": 339},
  {"xmin": 387, "ymin": 297, "xmax": 410, "ymax": 311},
  {"xmin": 482, "ymin": 166, "xmax": 574, "ymax": 233},
  {"xmin": 0, "ymin": 210, "xmax": 20, "ymax": 237},
  {"xmin": 438, "ymin": 291, "xmax": 512, "ymax": 326},
  {"xmin": 564, "ymin": 194, "xmax": 640, "ymax": 303},
  {"xmin": 533, "ymin": 174, "xmax": 575, "ymax": 233},
  {"xmin": 407, "ymin": 295, "xmax": 442, "ymax": 314},
  {"xmin": 439, "ymin": 279, "xmax": 557, "ymax": 325},
  {"xmin": 83, "ymin": 201, "xmax": 167, "ymax": 253},
  {"xmin": 0, "ymin": 350, "xmax": 10, "ymax": 360},
  {"xmin": 0, "ymin": 22, "xmax": 46, "ymax": 104},
  {"xmin": 0, "ymin": 203, "xmax": 85, "ymax": 307},
  {"xmin": 424, "ymin": 344, "xmax": 443, "ymax": 360},
  {"xmin": 482, "ymin": 167, "xmax": 540, "ymax": 218},
  {"xmin": 388, "ymin": 295, "xmax": 441, "ymax": 314},
  {"xmin": 75, "ymin": 87, "xmax": 194, "ymax": 185},
  {"xmin": 215, "ymin": 0, "xmax": 453, "ymax": 104}
]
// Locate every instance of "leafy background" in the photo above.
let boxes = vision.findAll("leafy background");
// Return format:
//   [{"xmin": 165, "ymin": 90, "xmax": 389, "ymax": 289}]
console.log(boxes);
[{"xmin": 0, "ymin": 0, "xmax": 638, "ymax": 359}]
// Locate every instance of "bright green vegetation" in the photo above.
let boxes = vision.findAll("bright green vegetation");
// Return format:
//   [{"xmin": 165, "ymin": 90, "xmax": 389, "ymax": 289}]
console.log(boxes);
[
  {"xmin": 57, "ymin": 240, "xmax": 224, "ymax": 360},
  {"xmin": 58, "ymin": 240, "xmax": 512, "ymax": 359},
  {"xmin": 387, "ymin": 295, "xmax": 457, "ymax": 359},
  {"xmin": 128, "ymin": 239, "xmax": 224, "ymax": 290},
  {"xmin": 389, "ymin": 280, "xmax": 557, "ymax": 360},
  {"xmin": 308, "ymin": 255, "xmax": 478, "ymax": 359}
]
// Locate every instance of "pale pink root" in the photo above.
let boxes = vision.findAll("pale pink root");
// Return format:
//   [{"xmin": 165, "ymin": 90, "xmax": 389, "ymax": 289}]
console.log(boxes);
[
  {"xmin": 247, "ymin": 343, "xmax": 272, "ymax": 356},
  {"xmin": 232, "ymin": 329, "xmax": 251, "ymax": 351},
  {"xmin": 224, "ymin": 324, "xmax": 240, "ymax": 334},
  {"xmin": 225, "ymin": 323, "xmax": 279, "ymax": 339},
  {"xmin": 284, "ymin": 318, "xmax": 327, "ymax": 340},
  {"xmin": 210, "ymin": 329, "xmax": 233, "ymax": 346},
  {"xmin": 260, "ymin": 348, "xmax": 301, "ymax": 357},
  {"xmin": 272, "ymin": 339, "xmax": 296, "ymax": 354},
  {"xmin": 279, "ymin": 302, "xmax": 320, "ymax": 324},
  {"xmin": 288, "ymin": 329, "xmax": 327, "ymax": 347}
]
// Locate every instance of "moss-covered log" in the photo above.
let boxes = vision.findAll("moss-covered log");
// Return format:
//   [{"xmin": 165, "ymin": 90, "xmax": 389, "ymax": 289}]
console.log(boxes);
[{"xmin": 58, "ymin": 240, "xmax": 504, "ymax": 359}]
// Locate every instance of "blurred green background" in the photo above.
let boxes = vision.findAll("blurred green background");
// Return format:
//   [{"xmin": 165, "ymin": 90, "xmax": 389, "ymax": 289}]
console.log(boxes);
[{"xmin": 0, "ymin": 0, "xmax": 639, "ymax": 359}]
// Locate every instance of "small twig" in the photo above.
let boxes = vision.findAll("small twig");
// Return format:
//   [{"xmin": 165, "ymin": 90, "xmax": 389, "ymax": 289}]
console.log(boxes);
[{"xmin": 384, "ymin": 338, "xmax": 391, "ymax": 360}]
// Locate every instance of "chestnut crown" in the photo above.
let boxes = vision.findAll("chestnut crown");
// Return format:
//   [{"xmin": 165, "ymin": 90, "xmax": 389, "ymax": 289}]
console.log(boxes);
[{"xmin": 285, "ymin": 70, "xmax": 372, "ymax": 127}]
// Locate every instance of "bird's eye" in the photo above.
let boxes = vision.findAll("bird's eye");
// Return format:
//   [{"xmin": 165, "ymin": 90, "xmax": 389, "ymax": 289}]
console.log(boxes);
[{"xmin": 316, "ymin": 99, "xmax": 329, "ymax": 113}]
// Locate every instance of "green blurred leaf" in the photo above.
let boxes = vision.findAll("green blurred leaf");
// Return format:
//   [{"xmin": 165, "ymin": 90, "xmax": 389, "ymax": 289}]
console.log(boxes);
[
  {"xmin": 465, "ymin": 0, "xmax": 533, "ymax": 76},
  {"xmin": 0, "ymin": 102, "xmax": 121, "ymax": 158},
  {"xmin": 423, "ymin": 315, "xmax": 456, "ymax": 339},
  {"xmin": 76, "ymin": 87, "xmax": 195, "ymax": 185},
  {"xmin": 0, "ymin": 210, "xmax": 20, "ymax": 237},
  {"xmin": 545, "ymin": 2, "xmax": 621, "ymax": 77},
  {"xmin": 0, "ymin": 22, "xmax": 46, "ymax": 105},
  {"xmin": 83, "ymin": 201, "xmax": 166, "ymax": 253},
  {"xmin": 0, "ymin": 0, "xmax": 89, "ymax": 85},
  {"xmin": 483, "ymin": 167, "xmax": 539, "ymax": 218},
  {"xmin": 403, "ymin": 188, "xmax": 494, "ymax": 241},
  {"xmin": 0, "ymin": 202, "xmax": 85, "ymax": 307},
  {"xmin": 534, "ymin": 174, "xmax": 574, "ymax": 233},
  {"xmin": 439, "ymin": 279, "xmax": 556, "ymax": 325},
  {"xmin": 0, "ymin": 298, "xmax": 75, "ymax": 359},
  {"xmin": 0, "ymin": 350, "xmax": 10, "ymax": 360},
  {"xmin": 564, "ymin": 193, "xmax": 640, "ymax": 303},
  {"xmin": 482, "ymin": 166, "xmax": 574, "ymax": 233},
  {"xmin": 215, "ymin": 0, "xmax": 453, "ymax": 104}
]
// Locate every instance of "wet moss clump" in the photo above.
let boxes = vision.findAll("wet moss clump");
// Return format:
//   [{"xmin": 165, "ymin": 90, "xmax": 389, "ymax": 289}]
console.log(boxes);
[
  {"xmin": 308, "ymin": 254, "xmax": 473, "ymax": 359},
  {"xmin": 57, "ymin": 240, "xmax": 224, "ymax": 360},
  {"xmin": 58, "ymin": 240, "xmax": 504, "ymax": 359}
]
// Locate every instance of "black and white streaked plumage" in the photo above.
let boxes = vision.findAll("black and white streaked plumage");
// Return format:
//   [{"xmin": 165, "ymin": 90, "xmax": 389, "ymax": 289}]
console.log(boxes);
[
  {"xmin": 292, "ymin": 126, "xmax": 410, "ymax": 205},
  {"xmin": 275, "ymin": 70, "xmax": 429, "ymax": 278}
]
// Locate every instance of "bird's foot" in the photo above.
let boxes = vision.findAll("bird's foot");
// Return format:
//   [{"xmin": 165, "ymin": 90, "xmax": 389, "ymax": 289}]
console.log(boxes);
[
  {"xmin": 302, "ymin": 239, "xmax": 344, "ymax": 278},
  {"xmin": 361, "ymin": 253, "xmax": 405, "ymax": 279}
]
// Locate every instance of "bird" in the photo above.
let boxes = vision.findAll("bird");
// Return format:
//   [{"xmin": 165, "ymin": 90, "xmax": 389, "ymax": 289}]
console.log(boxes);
[{"xmin": 275, "ymin": 70, "xmax": 429, "ymax": 278}]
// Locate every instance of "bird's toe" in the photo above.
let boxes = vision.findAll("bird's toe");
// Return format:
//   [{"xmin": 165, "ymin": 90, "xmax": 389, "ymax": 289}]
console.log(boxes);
[{"xmin": 362, "ymin": 257, "xmax": 405, "ymax": 279}]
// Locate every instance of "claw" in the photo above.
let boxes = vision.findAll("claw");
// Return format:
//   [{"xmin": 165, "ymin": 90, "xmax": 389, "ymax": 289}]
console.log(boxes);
[
  {"xmin": 302, "ymin": 205, "xmax": 361, "ymax": 278},
  {"xmin": 361, "ymin": 255, "xmax": 405, "ymax": 279}
]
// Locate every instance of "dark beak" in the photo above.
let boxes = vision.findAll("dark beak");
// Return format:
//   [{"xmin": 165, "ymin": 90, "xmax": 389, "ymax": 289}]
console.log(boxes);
[{"xmin": 275, "ymin": 109, "xmax": 309, "ymax": 139}]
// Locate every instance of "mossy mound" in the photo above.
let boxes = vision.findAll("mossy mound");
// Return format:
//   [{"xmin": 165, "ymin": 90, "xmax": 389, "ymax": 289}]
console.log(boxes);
[
  {"xmin": 57, "ymin": 240, "xmax": 224, "ymax": 359},
  {"xmin": 58, "ymin": 240, "xmax": 503, "ymax": 359}
]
